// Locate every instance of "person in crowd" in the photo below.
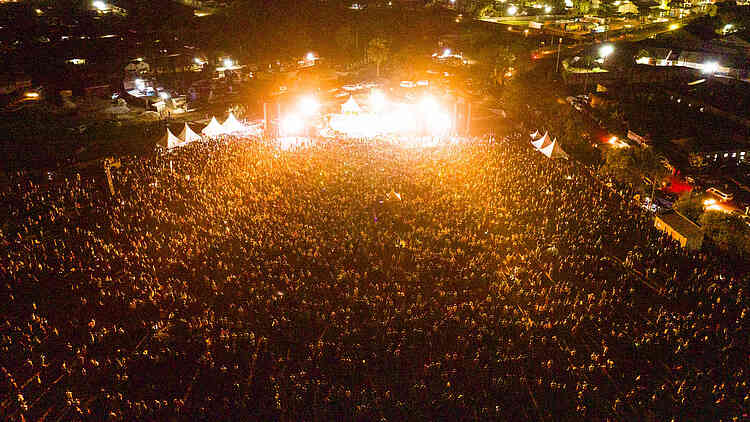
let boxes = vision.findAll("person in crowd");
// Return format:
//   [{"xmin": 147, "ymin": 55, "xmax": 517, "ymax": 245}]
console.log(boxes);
[{"xmin": 0, "ymin": 130, "xmax": 747, "ymax": 421}]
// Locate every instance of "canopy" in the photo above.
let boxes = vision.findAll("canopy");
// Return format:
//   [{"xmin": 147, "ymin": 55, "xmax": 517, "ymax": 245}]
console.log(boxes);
[
  {"xmin": 531, "ymin": 132, "xmax": 551, "ymax": 149},
  {"xmin": 158, "ymin": 128, "xmax": 182, "ymax": 150},
  {"xmin": 530, "ymin": 130, "xmax": 540, "ymax": 140},
  {"xmin": 179, "ymin": 123, "xmax": 201, "ymax": 143},
  {"xmin": 540, "ymin": 139, "xmax": 569, "ymax": 159},
  {"xmin": 342, "ymin": 96, "xmax": 362, "ymax": 114},
  {"xmin": 221, "ymin": 112, "xmax": 246, "ymax": 133},
  {"xmin": 201, "ymin": 117, "xmax": 226, "ymax": 137}
]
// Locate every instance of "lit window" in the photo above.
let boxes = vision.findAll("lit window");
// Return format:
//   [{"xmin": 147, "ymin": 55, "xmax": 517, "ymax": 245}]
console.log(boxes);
[
  {"xmin": 724, "ymin": 153, "xmax": 729, "ymax": 158},
  {"xmin": 732, "ymin": 153, "xmax": 737, "ymax": 158}
]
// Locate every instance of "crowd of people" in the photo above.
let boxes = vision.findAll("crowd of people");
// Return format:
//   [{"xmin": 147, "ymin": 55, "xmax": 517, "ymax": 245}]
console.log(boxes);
[{"xmin": 1, "ymin": 130, "xmax": 748, "ymax": 420}]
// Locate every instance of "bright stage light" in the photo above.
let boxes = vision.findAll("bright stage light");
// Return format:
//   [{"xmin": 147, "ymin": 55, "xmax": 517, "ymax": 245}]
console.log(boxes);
[
  {"xmin": 427, "ymin": 112, "xmax": 452, "ymax": 134},
  {"xmin": 419, "ymin": 95, "xmax": 439, "ymax": 114},
  {"xmin": 298, "ymin": 96, "xmax": 320, "ymax": 116},
  {"xmin": 369, "ymin": 89, "xmax": 386, "ymax": 112},
  {"xmin": 281, "ymin": 114, "xmax": 305, "ymax": 135}
]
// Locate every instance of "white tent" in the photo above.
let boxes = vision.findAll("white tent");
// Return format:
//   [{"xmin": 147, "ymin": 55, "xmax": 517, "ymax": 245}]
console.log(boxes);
[
  {"xmin": 342, "ymin": 96, "xmax": 362, "ymax": 114},
  {"xmin": 530, "ymin": 130, "xmax": 541, "ymax": 140},
  {"xmin": 531, "ymin": 131, "xmax": 551, "ymax": 149},
  {"xmin": 540, "ymin": 139, "xmax": 569, "ymax": 159},
  {"xmin": 179, "ymin": 123, "xmax": 201, "ymax": 144},
  {"xmin": 221, "ymin": 112, "xmax": 246, "ymax": 133},
  {"xmin": 201, "ymin": 117, "xmax": 226, "ymax": 138},
  {"xmin": 158, "ymin": 128, "xmax": 182, "ymax": 150}
]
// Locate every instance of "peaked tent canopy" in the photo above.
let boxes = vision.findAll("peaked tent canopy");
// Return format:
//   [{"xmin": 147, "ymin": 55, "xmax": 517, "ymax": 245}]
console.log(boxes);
[
  {"xmin": 342, "ymin": 96, "xmax": 362, "ymax": 114},
  {"xmin": 179, "ymin": 123, "xmax": 201, "ymax": 143},
  {"xmin": 221, "ymin": 112, "xmax": 246, "ymax": 133},
  {"xmin": 202, "ymin": 117, "xmax": 226, "ymax": 138},
  {"xmin": 158, "ymin": 128, "xmax": 183, "ymax": 150},
  {"xmin": 531, "ymin": 132, "xmax": 551, "ymax": 149},
  {"xmin": 530, "ymin": 130, "xmax": 541, "ymax": 140},
  {"xmin": 540, "ymin": 139, "xmax": 569, "ymax": 159}
]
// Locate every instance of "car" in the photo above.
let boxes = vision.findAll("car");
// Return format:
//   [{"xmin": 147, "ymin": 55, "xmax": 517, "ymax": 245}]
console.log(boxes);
[{"xmin": 706, "ymin": 187, "xmax": 733, "ymax": 202}]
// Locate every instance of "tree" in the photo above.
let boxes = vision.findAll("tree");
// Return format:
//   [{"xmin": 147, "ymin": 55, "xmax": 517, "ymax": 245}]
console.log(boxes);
[
  {"xmin": 391, "ymin": 45, "xmax": 423, "ymax": 80},
  {"xmin": 634, "ymin": 147, "xmax": 669, "ymax": 199},
  {"xmin": 597, "ymin": 0, "xmax": 618, "ymax": 22},
  {"xmin": 574, "ymin": 0, "xmax": 591, "ymax": 14},
  {"xmin": 335, "ymin": 24, "xmax": 357, "ymax": 61},
  {"xmin": 495, "ymin": 47, "xmax": 516, "ymax": 86},
  {"xmin": 479, "ymin": 45, "xmax": 515, "ymax": 86},
  {"xmin": 601, "ymin": 147, "xmax": 640, "ymax": 186},
  {"xmin": 367, "ymin": 38, "xmax": 390, "ymax": 78},
  {"xmin": 688, "ymin": 152, "xmax": 707, "ymax": 169},
  {"xmin": 700, "ymin": 211, "xmax": 750, "ymax": 255},
  {"xmin": 674, "ymin": 192, "xmax": 704, "ymax": 222},
  {"xmin": 600, "ymin": 146, "xmax": 668, "ymax": 195}
]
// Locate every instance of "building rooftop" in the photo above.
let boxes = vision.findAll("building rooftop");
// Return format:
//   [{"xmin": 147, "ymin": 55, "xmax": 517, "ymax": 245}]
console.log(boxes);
[{"xmin": 656, "ymin": 210, "xmax": 703, "ymax": 238}]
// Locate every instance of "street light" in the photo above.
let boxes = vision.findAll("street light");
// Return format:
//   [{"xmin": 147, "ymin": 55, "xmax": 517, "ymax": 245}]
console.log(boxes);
[
  {"xmin": 544, "ymin": 5, "xmax": 552, "ymax": 13},
  {"xmin": 507, "ymin": 5, "xmax": 518, "ymax": 15},
  {"xmin": 599, "ymin": 44, "xmax": 614, "ymax": 59},
  {"xmin": 223, "ymin": 58, "xmax": 233, "ymax": 68}
]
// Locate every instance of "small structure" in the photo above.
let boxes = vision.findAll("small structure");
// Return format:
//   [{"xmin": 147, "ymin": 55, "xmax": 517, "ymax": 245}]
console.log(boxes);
[
  {"xmin": 531, "ymin": 132, "xmax": 551, "ymax": 149},
  {"xmin": 179, "ymin": 123, "xmax": 201, "ymax": 143},
  {"xmin": 158, "ymin": 128, "xmax": 183, "ymax": 150},
  {"xmin": 201, "ymin": 117, "xmax": 226, "ymax": 138},
  {"xmin": 654, "ymin": 210, "xmax": 704, "ymax": 250},
  {"xmin": 221, "ymin": 112, "xmax": 246, "ymax": 133},
  {"xmin": 342, "ymin": 96, "xmax": 362, "ymax": 114},
  {"xmin": 539, "ymin": 139, "xmax": 569, "ymax": 159}
]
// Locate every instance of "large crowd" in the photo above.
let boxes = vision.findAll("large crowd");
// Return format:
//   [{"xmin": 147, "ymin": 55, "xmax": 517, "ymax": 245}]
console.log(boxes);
[{"xmin": 1, "ymin": 131, "xmax": 748, "ymax": 420}]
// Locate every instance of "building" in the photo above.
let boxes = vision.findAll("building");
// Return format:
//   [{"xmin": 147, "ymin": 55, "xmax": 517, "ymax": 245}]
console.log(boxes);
[{"xmin": 654, "ymin": 210, "xmax": 704, "ymax": 250}]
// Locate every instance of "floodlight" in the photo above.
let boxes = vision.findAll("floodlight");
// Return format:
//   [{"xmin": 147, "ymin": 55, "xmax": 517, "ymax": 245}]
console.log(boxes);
[
  {"xmin": 298, "ymin": 96, "xmax": 320, "ymax": 116},
  {"xmin": 702, "ymin": 61, "xmax": 719, "ymax": 74}
]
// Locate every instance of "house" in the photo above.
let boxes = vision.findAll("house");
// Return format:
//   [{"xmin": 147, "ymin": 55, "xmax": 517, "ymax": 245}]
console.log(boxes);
[{"xmin": 654, "ymin": 210, "xmax": 704, "ymax": 250}]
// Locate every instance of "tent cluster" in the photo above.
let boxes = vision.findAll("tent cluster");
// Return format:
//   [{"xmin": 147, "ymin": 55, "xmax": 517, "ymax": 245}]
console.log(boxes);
[
  {"xmin": 158, "ymin": 113, "xmax": 257, "ymax": 150},
  {"xmin": 530, "ymin": 130, "xmax": 569, "ymax": 159}
]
